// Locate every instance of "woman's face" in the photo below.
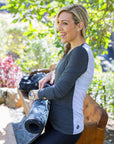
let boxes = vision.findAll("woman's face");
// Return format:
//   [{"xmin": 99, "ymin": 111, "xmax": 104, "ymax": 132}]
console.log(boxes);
[{"xmin": 57, "ymin": 11, "xmax": 80, "ymax": 45}]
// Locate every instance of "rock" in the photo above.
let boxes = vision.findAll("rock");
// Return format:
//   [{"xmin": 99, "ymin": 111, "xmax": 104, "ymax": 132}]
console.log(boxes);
[
  {"xmin": 0, "ymin": 104, "xmax": 17, "ymax": 144},
  {"xmin": 0, "ymin": 88, "xmax": 7, "ymax": 104},
  {"xmin": 0, "ymin": 88, "xmax": 22, "ymax": 108}
]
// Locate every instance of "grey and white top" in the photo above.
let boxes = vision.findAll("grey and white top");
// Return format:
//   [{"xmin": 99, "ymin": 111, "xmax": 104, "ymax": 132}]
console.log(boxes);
[{"xmin": 38, "ymin": 43, "xmax": 94, "ymax": 135}]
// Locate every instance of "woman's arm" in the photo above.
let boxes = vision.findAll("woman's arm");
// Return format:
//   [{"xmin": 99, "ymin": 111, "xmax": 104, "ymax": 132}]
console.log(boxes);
[{"xmin": 38, "ymin": 47, "xmax": 88, "ymax": 100}]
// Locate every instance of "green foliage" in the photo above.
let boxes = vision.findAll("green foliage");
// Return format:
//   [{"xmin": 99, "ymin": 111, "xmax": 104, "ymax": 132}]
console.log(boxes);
[
  {"xmin": 6, "ymin": 27, "xmax": 27, "ymax": 56},
  {"xmin": 6, "ymin": 0, "xmax": 113, "ymax": 56},
  {"xmin": 0, "ymin": 16, "xmax": 28, "ymax": 57},
  {"xmin": 0, "ymin": 19, "xmax": 8, "ymax": 55},
  {"xmin": 0, "ymin": 19, "xmax": 59, "ymax": 73},
  {"xmin": 16, "ymin": 35, "xmax": 59, "ymax": 73},
  {"xmin": 88, "ymin": 59, "xmax": 114, "ymax": 114},
  {"xmin": 85, "ymin": 0, "xmax": 113, "ymax": 56}
]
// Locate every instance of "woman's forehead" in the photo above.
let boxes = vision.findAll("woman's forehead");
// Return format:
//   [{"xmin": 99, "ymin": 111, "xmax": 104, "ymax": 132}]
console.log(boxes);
[{"xmin": 58, "ymin": 11, "xmax": 73, "ymax": 21}]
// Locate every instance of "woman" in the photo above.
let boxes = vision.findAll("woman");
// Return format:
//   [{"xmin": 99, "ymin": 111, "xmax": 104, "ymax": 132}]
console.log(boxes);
[{"xmin": 30, "ymin": 4, "xmax": 94, "ymax": 144}]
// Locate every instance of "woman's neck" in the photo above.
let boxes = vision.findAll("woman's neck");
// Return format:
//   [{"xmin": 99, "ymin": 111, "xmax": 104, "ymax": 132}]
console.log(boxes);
[
  {"xmin": 68, "ymin": 38, "xmax": 85, "ymax": 54},
  {"xmin": 70, "ymin": 37, "xmax": 85, "ymax": 50}
]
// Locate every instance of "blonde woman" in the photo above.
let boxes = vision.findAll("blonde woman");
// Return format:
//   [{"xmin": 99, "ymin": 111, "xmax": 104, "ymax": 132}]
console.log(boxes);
[{"xmin": 31, "ymin": 4, "xmax": 94, "ymax": 144}]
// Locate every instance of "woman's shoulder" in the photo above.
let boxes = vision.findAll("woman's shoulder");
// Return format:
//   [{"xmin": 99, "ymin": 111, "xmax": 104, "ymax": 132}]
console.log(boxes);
[{"xmin": 71, "ymin": 44, "xmax": 89, "ymax": 56}]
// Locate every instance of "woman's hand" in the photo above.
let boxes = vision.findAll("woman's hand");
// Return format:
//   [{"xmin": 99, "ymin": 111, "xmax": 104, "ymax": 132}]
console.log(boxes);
[{"xmin": 39, "ymin": 70, "xmax": 55, "ymax": 89}]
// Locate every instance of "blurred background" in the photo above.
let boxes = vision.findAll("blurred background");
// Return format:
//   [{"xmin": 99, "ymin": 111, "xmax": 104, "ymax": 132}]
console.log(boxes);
[{"xmin": 0, "ymin": 0, "xmax": 113, "ymax": 143}]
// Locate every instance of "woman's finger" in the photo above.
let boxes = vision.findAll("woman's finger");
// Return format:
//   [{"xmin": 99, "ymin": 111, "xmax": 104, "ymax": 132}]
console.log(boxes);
[
  {"xmin": 39, "ymin": 78, "xmax": 47, "ymax": 89},
  {"xmin": 50, "ymin": 71, "xmax": 55, "ymax": 84}
]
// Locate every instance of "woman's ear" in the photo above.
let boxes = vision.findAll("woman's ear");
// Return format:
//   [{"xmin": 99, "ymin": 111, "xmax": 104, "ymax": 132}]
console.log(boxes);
[{"xmin": 77, "ymin": 22, "xmax": 84, "ymax": 31}]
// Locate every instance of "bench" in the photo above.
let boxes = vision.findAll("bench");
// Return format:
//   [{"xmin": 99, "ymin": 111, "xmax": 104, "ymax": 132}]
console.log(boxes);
[{"xmin": 18, "ymin": 69, "xmax": 108, "ymax": 144}]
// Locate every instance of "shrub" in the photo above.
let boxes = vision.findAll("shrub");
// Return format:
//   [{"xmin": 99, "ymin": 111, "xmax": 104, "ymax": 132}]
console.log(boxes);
[
  {"xmin": 0, "ymin": 55, "xmax": 24, "ymax": 88},
  {"xmin": 0, "ymin": 19, "xmax": 59, "ymax": 74},
  {"xmin": 88, "ymin": 70, "xmax": 114, "ymax": 114},
  {"xmin": 15, "ymin": 35, "xmax": 60, "ymax": 73}
]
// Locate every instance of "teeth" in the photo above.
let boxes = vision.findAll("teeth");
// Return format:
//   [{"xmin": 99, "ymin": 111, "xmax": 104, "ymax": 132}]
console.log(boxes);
[{"xmin": 60, "ymin": 33, "xmax": 65, "ymax": 36}]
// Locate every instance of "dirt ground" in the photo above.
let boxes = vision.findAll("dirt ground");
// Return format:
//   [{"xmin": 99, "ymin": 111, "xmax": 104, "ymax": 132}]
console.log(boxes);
[
  {"xmin": 104, "ymin": 113, "xmax": 114, "ymax": 144},
  {"xmin": 104, "ymin": 128, "xmax": 114, "ymax": 144}
]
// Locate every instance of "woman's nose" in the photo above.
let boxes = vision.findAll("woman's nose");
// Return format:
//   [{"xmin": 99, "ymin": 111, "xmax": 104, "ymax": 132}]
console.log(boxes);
[{"xmin": 58, "ymin": 24, "xmax": 63, "ymax": 31}]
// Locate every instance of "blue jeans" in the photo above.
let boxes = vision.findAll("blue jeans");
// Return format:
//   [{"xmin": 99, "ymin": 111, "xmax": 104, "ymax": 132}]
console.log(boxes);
[{"xmin": 30, "ymin": 121, "xmax": 82, "ymax": 144}]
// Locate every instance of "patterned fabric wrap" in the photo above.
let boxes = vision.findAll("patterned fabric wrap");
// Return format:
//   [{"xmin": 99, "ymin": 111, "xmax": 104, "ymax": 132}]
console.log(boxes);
[
  {"xmin": 25, "ymin": 99, "xmax": 50, "ymax": 134},
  {"xmin": 20, "ymin": 72, "xmax": 51, "ymax": 134}
]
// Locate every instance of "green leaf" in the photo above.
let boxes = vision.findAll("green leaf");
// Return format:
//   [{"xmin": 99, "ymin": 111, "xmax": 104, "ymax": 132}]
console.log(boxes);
[{"xmin": 12, "ymin": 19, "xmax": 19, "ymax": 23}]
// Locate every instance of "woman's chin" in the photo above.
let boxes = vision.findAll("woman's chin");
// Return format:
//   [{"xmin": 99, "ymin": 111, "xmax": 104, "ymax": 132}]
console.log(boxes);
[{"xmin": 61, "ymin": 40, "xmax": 67, "ymax": 44}]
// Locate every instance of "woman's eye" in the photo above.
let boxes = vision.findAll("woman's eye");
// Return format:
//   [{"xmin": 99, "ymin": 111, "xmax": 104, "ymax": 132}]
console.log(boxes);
[{"xmin": 63, "ymin": 22, "xmax": 68, "ymax": 25}]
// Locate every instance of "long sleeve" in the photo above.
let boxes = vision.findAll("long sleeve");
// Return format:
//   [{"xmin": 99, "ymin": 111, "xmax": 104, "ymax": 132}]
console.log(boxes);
[{"xmin": 38, "ymin": 46, "xmax": 88, "ymax": 100}]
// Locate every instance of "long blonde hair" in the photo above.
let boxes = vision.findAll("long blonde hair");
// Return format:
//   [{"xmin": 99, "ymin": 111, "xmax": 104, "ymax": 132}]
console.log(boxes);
[{"xmin": 55, "ymin": 4, "xmax": 89, "ymax": 57}]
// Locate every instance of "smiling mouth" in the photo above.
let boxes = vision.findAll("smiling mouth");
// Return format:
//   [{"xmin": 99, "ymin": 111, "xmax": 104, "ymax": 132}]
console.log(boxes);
[{"xmin": 60, "ymin": 34, "xmax": 66, "ymax": 38}]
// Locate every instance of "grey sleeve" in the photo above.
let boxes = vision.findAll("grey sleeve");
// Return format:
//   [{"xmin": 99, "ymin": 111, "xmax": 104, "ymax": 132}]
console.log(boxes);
[{"xmin": 38, "ymin": 47, "xmax": 88, "ymax": 100}]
